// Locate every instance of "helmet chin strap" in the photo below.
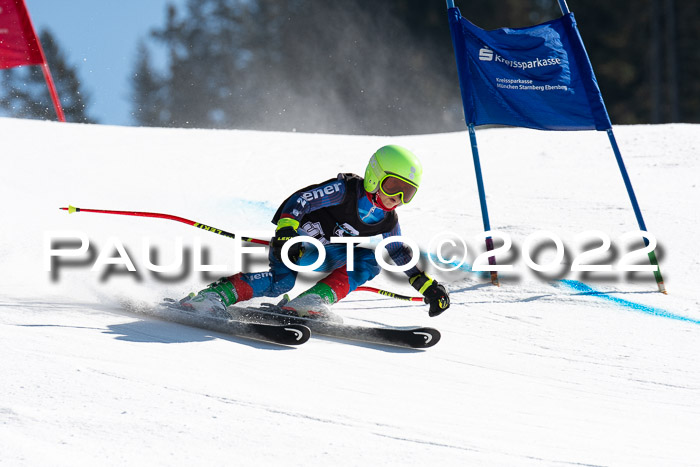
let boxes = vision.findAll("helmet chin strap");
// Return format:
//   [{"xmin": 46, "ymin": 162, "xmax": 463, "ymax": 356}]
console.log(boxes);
[{"xmin": 367, "ymin": 190, "xmax": 398, "ymax": 212}]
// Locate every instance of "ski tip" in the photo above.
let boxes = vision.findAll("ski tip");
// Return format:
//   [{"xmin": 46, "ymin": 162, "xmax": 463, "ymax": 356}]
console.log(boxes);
[
  {"xmin": 411, "ymin": 327, "xmax": 441, "ymax": 348},
  {"xmin": 283, "ymin": 324, "xmax": 312, "ymax": 345}
]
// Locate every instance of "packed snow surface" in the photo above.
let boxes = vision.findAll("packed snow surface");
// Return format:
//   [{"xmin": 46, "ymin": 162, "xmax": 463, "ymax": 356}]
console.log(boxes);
[{"xmin": 1, "ymin": 117, "xmax": 699, "ymax": 466}]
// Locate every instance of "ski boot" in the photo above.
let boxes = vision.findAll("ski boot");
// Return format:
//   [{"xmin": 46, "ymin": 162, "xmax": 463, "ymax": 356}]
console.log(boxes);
[
  {"xmin": 179, "ymin": 278, "xmax": 238, "ymax": 319},
  {"xmin": 281, "ymin": 283, "xmax": 342, "ymax": 322},
  {"xmin": 282, "ymin": 294, "xmax": 332, "ymax": 319}
]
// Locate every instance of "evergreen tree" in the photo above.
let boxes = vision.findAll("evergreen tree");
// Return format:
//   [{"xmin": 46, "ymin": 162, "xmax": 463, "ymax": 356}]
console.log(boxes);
[
  {"xmin": 0, "ymin": 29, "xmax": 97, "ymax": 123},
  {"xmin": 131, "ymin": 41, "xmax": 165, "ymax": 126},
  {"xmin": 131, "ymin": 0, "xmax": 698, "ymax": 133},
  {"xmin": 140, "ymin": 1, "xmax": 257, "ymax": 128}
]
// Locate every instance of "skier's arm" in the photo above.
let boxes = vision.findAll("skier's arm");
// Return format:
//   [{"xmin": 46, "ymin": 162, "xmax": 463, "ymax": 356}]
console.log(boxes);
[
  {"xmin": 382, "ymin": 223, "xmax": 421, "ymax": 278},
  {"xmin": 382, "ymin": 224, "xmax": 450, "ymax": 317}
]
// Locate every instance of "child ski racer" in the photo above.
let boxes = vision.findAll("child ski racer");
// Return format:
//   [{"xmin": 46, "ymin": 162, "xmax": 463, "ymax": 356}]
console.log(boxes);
[{"xmin": 180, "ymin": 144, "xmax": 450, "ymax": 319}]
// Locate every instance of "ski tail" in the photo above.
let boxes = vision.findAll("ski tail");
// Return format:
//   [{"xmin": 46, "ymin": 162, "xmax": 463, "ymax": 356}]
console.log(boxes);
[{"xmin": 125, "ymin": 300, "xmax": 310, "ymax": 346}]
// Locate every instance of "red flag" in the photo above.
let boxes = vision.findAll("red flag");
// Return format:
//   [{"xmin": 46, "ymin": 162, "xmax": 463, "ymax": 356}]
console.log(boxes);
[
  {"xmin": 0, "ymin": 0, "xmax": 45, "ymax": 69},
  {"xmin": 0, "ymin": 0, "xmax": 65, "ymax": 121}
]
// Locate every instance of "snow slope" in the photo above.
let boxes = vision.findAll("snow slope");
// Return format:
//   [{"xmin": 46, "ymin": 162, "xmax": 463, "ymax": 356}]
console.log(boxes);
[{"xmin": 1, "ymin": 117, "xmax": 699, "ymax": 466}]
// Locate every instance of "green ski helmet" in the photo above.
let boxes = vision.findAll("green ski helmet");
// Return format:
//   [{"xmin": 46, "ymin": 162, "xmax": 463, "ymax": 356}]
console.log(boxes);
[{"xmin": 364, "ymin": 145, "xmax": 423, "ymax": 204}]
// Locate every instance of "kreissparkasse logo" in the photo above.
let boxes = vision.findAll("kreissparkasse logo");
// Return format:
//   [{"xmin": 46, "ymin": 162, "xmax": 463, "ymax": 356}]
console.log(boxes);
[{"xmin": 479, "ymin": 47, "xmax": 494, "ymax": 61}]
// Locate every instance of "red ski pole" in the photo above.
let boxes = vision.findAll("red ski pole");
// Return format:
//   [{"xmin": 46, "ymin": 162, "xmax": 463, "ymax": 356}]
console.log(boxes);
[
  {"xmin": 59, "ymin": 205, "xmax": 268, "ymax": 245},
  {"xmin": 356, "ymin": 286, "xmax": 424, "ymax": 302}
]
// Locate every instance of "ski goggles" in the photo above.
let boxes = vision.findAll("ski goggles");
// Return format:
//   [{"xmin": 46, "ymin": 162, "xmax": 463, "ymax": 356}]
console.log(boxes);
[{"xmin": 379, "ymin": 173, "xmax": 419, "ymax": 204}]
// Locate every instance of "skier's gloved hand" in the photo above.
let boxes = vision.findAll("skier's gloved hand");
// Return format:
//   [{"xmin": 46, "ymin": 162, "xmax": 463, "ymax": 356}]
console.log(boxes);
[
  {"xmin": 409, "ymin": 272, "xmax": 450, "ymax": 317},
  {"xmin": 423, "ymin": 283, "xmax": 450, "ymax": 317},
  {"xmin": 271, "ymin": 219, "xmax": 304, "ymax": 263}
]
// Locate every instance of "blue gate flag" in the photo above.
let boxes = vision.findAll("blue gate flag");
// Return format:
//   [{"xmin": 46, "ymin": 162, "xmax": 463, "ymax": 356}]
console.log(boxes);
[{"xmin": 447, "ymin": 7, "xmax": 612, "ymax": 131}]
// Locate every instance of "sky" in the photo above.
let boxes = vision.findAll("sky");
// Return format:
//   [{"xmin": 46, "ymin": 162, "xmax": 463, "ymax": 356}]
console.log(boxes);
[{"xmin": 24, "ymin": 0, "xmax": 186, "ymax": 126}]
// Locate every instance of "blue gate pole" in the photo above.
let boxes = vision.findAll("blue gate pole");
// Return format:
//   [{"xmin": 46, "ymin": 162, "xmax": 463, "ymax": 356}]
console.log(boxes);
[
  {"xmin": 557, "ymin": 0, "xmax": 665, "ymax": 293},
  {"xmin": 556, "ymin": 0, "xmax": 571, "ymax": 14},
  {"xmin": 468, "ymin": 124, "xmax": 500, "ymax": 286},
  {"xmin": 606, "ymin": 130, "xmax": 648, "ymax": 232},
  {"xmin": 606, "ymin": 129, "xmax": 666, "ymax": 293},
  {"xmin": 447, "ymin": 0, "xmax": 499, "ymax": 286}
]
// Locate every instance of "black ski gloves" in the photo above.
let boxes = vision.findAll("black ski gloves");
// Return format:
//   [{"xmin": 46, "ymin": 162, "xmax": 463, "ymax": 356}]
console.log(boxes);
[
  {"xmin": 271, "ymin": 226, "xmax": 304, "ymax": 263},
  {"xmin": 409, "ymin": 272, "xmax": 450, "ymax": 317}
]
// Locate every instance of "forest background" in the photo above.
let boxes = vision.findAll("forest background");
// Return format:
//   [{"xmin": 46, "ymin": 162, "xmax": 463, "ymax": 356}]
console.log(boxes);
[{"xmin": 1, "ymin": 0, "xmax": 696, "ymax": 135}]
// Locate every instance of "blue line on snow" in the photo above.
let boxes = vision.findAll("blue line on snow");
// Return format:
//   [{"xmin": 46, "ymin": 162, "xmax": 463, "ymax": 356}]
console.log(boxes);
[
  {"xmin": 424, "ymin": 252, "xmax": 696, "ymax": 326},
  {"xmin": 558, "ymin": 280, "xmax": 700, "ymax": 325}
]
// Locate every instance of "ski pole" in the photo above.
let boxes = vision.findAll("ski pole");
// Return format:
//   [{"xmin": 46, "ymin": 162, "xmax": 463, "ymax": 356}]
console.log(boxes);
[
  {"xmin": 356, "ymin": 286, "xmax": 424, "ymax": 302},
  {"xmin": 60, "ymin": 205, "xmax": 425, "ymax": 302},
  {"xmin": 59, "ymin": 205, "xmax": 268, "ymax": 245}
]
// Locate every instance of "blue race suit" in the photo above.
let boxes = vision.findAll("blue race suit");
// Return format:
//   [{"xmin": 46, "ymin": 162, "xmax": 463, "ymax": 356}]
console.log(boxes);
[{"xmin": 224, "ymin": 174, "xmax": 419, "ymax": 303}]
